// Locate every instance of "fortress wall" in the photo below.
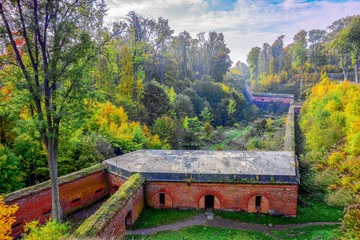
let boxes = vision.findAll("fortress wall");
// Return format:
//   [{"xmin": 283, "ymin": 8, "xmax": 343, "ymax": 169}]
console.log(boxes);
[
  {"xmin": 73, "ymin": 173, "xmax": 144, "ymax": 240},
  {"xmin": 4, "ymin": 164, "xmax": 107, "ymax": 238},
  {"xmin": 145, "ymin": 182, "xmax": 298, "ymax": 217}
]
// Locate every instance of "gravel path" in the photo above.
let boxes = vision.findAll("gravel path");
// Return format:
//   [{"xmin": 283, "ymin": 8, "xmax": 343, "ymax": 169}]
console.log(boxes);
[{"xmin": 126, "ymin": 214, "xmax": 342, "ymax": 239}]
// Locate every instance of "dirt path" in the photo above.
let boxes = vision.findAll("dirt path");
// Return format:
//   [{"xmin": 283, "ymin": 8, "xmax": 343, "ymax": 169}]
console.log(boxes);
[{"xmin": 126, "ymin": 214, "xmax": 342, "ymax": 239}]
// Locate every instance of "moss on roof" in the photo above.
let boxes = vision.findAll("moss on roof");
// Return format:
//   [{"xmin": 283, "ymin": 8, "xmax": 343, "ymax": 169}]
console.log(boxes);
[
  {"xmin": 3, "ymin": 164, "xmax": 106, "ymax": 202},
  {"xmin": 72, "ymin": 173, "xmax": 143, "ymax": 238}
]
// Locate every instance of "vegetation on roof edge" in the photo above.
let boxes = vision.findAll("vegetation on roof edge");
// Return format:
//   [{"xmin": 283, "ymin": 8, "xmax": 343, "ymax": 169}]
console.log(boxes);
[{"xmin": 72, "ymin": 173, "xmax": 143, "ymax": 238}]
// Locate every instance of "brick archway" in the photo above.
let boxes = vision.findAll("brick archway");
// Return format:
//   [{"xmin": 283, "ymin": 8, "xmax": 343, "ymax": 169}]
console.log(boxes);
[
  {"xmin": 196, "ymin": 191, "xmax": 223, "ymax": 210},
  {"xmin": 150, "ymin": 189, "xmax": 173, "ymax": 208},
  {"xmin": 245, "ymin": 192, "xmax": 272, "ymax": 214}
]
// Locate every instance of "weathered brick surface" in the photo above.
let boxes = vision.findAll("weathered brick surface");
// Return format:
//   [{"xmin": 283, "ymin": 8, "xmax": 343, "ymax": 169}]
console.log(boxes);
[
  {"xmin": 145, "ymin": 182, "xmax": 297, "ymax": 216},
  {"xmin": 252, "ymin": 96, "xmax": 293, "ymax": 104},
  {"xmin": 107, "ymin": 172, "xmax": 128, "ymax": 195},
  {"xmin": 98, "ymin": 183, "xmax": 144, "ymax": 239},
  {"xmin": 7, "ymin": 170, "xmax": 107, "ymax": 238}
]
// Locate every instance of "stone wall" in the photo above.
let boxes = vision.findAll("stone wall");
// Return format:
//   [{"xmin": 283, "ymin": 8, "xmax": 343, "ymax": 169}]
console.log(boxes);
[
  {"xmin": 4, "ymin": 164, "xmax": 107, "ymax": 238},
  {"xmin": 73, "ymin": 173, "xmax": 144, "ymax": 240},
  {"xmin": 145, "ymin": 182, "xmax": 298, "ymax": 216}
]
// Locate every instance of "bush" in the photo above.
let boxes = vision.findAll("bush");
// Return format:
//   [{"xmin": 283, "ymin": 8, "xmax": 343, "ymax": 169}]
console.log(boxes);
[
  {"xmin": 0, "ymin": 195, "xmax": 18, "ymax": 240},
  {"xmin": 23, "ymin": 220, "xmax": 70, "ymax": 240}
]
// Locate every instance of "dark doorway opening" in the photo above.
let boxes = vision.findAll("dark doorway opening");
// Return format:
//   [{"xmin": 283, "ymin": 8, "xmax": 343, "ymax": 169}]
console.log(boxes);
[
  {"xmin": 205, "ymin": 195, "xmax": 214, "ymax": 210},
  {"xmin": 125, "ymin": 210, "xmax": 132, "ymax": 227},
  {"xmin": 159, "ymin": 193, "xmax": 165, "ymax": 206},
  {"xmin": 256, "ymin": 196, "xmax": 262, "ymax": 209}
]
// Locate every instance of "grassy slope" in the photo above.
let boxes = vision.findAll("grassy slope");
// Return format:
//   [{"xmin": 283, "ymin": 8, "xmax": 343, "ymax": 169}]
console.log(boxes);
[
  {"xmin": 216, "ymin": 200, "xmax": 343, "ymax": 225},
  {"xmin": 131, "ymin": 208, "xmax": 199, "ymax": 230},
  {"xmin": 208, "ymin": 127, "xmax": 248, "ymax": 150},
  {"xmin": 131, "ymin": 200, "xmax": 342, "ymax": 231},
  {"xmin": 272, "ymin": 225, "xmax": 341, "ymax": 240},
  {"xmin": 125, "ymin": 226, "xmax": 273, "ymax": 240}
]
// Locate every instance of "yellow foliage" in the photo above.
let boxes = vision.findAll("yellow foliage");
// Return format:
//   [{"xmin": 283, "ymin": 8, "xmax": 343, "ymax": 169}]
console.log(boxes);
[
  {"xmin": 215, "ymin": 83, "xmax": 230, "ymax": 93},
  {"xmin": 117, "ymin": 45, "xmax": 144, "ymax": 100},
  {"xmin": 301, "ymin": 78, "xmax": 360, "ymax": 206},
  {"xmin": 88, "ymin": 101, "xmax": 162, "ymax": 152},
  {"xmin": 0, "ymin": 195, "xmax": 18, "ymax": 240}
]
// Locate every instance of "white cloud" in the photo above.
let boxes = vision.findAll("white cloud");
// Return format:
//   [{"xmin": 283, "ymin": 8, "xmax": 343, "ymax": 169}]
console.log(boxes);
[{"xmin": 104, "ymin": 0, "xmax": 360, "ymax": 63}]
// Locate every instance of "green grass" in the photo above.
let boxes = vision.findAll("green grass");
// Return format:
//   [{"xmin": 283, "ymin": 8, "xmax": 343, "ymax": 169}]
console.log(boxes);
[
  {"xmin": 209, "ymin": 127, "xmax": 248, "ymax": 150},
  {"xmin": 131, "ymin": 208, "xmax": 199, "ymax": 230},
  {"xmin": 124, "ymin": 225, "xmax": 274, "ymax": 240},
  {"xmin": 215, "ymin": 201, "xmax": 343, "ymax": 225},
  {"xmin": 272, "ymin": 224, "xmax": 341, "ymax": 240}
]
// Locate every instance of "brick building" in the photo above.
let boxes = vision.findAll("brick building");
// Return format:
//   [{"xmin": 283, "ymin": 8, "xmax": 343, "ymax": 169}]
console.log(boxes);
[{"xmin": 105, "ymin": 149, "xmax": 299, "ymax": 216}]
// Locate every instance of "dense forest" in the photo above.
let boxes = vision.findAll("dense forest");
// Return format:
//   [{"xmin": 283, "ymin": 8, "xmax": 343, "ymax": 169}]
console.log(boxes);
[
  {"xmin": 0, "ymin": 0, "xmax": 360, "ymax": 238},
  {"xmin": 245, "ymin": 15, "xmax": 360, "ymax": 99}
]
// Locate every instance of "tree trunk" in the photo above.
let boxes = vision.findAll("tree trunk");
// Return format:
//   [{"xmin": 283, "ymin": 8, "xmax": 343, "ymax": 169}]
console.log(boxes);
[
  {"xmin": 148, "ymin": 50, "xmax": 157, "ymax": 82},
  {"xmin": 300, "ymin": 64, "xmax": 303, "ymax": 97},
  {"xmin": 160, "ymin": 56, "xmax": 164, "ymax": 84},
  {"xmin": 355, "ymin": 62, "xmax": 359, "ymax": 84},
  {"xmin": 45, "ymin": 140, "xmax": 62, "ymax": 222},
  {"xmin": 341, "ymin": 55, "xmax": 348, "ymax": 80}
]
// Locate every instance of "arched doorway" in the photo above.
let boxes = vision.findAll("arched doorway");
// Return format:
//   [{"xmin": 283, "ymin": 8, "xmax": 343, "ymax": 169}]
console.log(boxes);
[
  {"xmin": 198, "ymin": 194, "xmax": 221, "ymax": 210},
  {"xmin": 205, "ymin": 195, "xmax": 214, "ymax": 210},
  {"xmin": 125, "ymin": 210, "xmax": 133, "ymax": 227},
  {"xmin": 247, "ymin": 194, "xmax": 270, "ymax": 214}
]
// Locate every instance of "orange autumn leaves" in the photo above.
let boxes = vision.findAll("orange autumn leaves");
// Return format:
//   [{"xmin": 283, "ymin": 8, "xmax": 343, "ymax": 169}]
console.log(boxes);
[{"xmin": 0, "ymin": 196, "xmax": 18, "ymax": 240}]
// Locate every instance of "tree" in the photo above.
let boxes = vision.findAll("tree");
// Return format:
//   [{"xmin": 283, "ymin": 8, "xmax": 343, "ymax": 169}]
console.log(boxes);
[
  {"xmin": 270, "ymin": 35, "xmax": 285, "ymax": 76},
  {"xmin": 0, "ymin": 144, "xmax": 24, "ymax": 193},
  {"xmin": 259, "ymin": 43, "xmax": 270, "ymax": 75},
  {"xmin": 339, "ymin": 16, "xmax": 360, "ymax": 84},
  {"xmin": 292, "ymin": 30, "xmax": 308, "ymax": 96},
  {"xmin": 148, "ymin": 17, "xmax": 173, "ymax": 84},
  {"xmin": 123, "ymin": 11, "xmax": 153, "ymax": 101},
  {"xmin": 308, "ymin": 29, "xmax": 327, "ymax": 76},
  {"xmin": 328, "ymin": 16, "xmax": 355, "ymax": 81},
  {"xmin": 174, "ymin": 94, "xmax": 194, "ymax": 119},
  {"xmin": 0, "ymin": 0, "xmax": 105, "ymax": 221},
  {"xmin": 247, "ymin": 47, "xmax": 261, "ymax": 81},
  {"xmin": 140, "ymin": 82, "xmax": 171, "ymax": 126}
]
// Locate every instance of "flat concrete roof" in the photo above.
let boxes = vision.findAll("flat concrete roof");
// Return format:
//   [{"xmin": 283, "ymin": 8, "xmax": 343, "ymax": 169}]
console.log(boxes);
[{"xmin": 104, "ymin": 150, "xmax": 299, "ymax": 184}]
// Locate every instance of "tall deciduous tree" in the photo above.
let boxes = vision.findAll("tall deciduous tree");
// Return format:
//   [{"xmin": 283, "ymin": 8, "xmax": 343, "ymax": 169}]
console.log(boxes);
[
  {"xmin": 308, "ymin": 29, "xmax": 327, "ymax": 77},
  {"xmin": 123, "ymin": 11, "xmax": 153, "ymax": 101},
  {"xmin": 247, "ymin": 47, "xmax": 261, "ymax": 81},
  {"xmin": 340, "ymin": 16, "xmax": 360, "ymax": 84},
  {"xmin": 292, "ymin": 30, "xmax": 308, "ymax": 95},
  {"xmin": 0, "ymin": 0, "xmax": 105, "ymax": 222},
  {"xmin": 328, "ymin": 16, "xmax": 354, "ymax": 81}
]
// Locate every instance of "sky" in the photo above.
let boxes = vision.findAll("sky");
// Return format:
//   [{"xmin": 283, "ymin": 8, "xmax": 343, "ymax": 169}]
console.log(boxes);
[{"xmin": 104, "ymin": 0, "xmax": 360, "ymax": 63}]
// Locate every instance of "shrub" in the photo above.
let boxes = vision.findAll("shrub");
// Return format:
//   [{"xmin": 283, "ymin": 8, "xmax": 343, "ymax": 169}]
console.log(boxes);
[{"xmin": 0, "ymin": 195, "xmax": 18, "ymax": 240}]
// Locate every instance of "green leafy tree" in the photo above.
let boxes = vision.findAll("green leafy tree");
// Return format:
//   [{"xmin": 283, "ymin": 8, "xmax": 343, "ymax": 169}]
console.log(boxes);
[
  {"xmin": 140, "ymin": 82, "xmax": 171, "ymax": 126},
  {"xmin": 0, "ymin": 0, "xmax": 106, "ymax": 221},
  {"xmin": 0, "ymin": 144, "xmax": 24, "ymax": 193},
  {"xmin": 339, "ymin": 16, "xmax": 360, "ymax": 84},
  {"xmin": 247, "ymin": 47, "xmax": 261, "ymax": 81},
  {"xmin": 292, "ymin": 30, "xmax": 308, "ymax": 96},
  {"xmin": 174, "ymin": 94, "xmax": 194, "ymax": 119},
  {"xmin": 200, "ymin": 107, "xmax": 213, "ymax": 124},
  {"xmin": 152, "ymin": 116, "xmax": 175, "ymax": 147}
]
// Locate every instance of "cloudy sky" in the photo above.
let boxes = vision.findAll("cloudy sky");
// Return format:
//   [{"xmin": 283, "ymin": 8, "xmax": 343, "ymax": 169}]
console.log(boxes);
[{"xmin": 104, "ymin": 0, "xmax": 360, "ymax": 63}]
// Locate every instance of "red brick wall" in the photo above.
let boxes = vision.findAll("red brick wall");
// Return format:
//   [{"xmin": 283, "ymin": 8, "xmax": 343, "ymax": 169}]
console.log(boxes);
[
  {"xmin": 252, "ymin": 96, "xmax": 293, "ymax": 104},
  {"xmin": 145, "ymin": 182, "xmax": 298, "ymax": 216},
  {"xmin": 97, "ymin": 181, "xmax": 144, "ymax": 239},
  {"xmin": 107, "ymin": 172, "xmax": 128, "ymax": 195},
  {"xmin": 7, "ymin": 170, "xmax": 107, "ymax": 238}
]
